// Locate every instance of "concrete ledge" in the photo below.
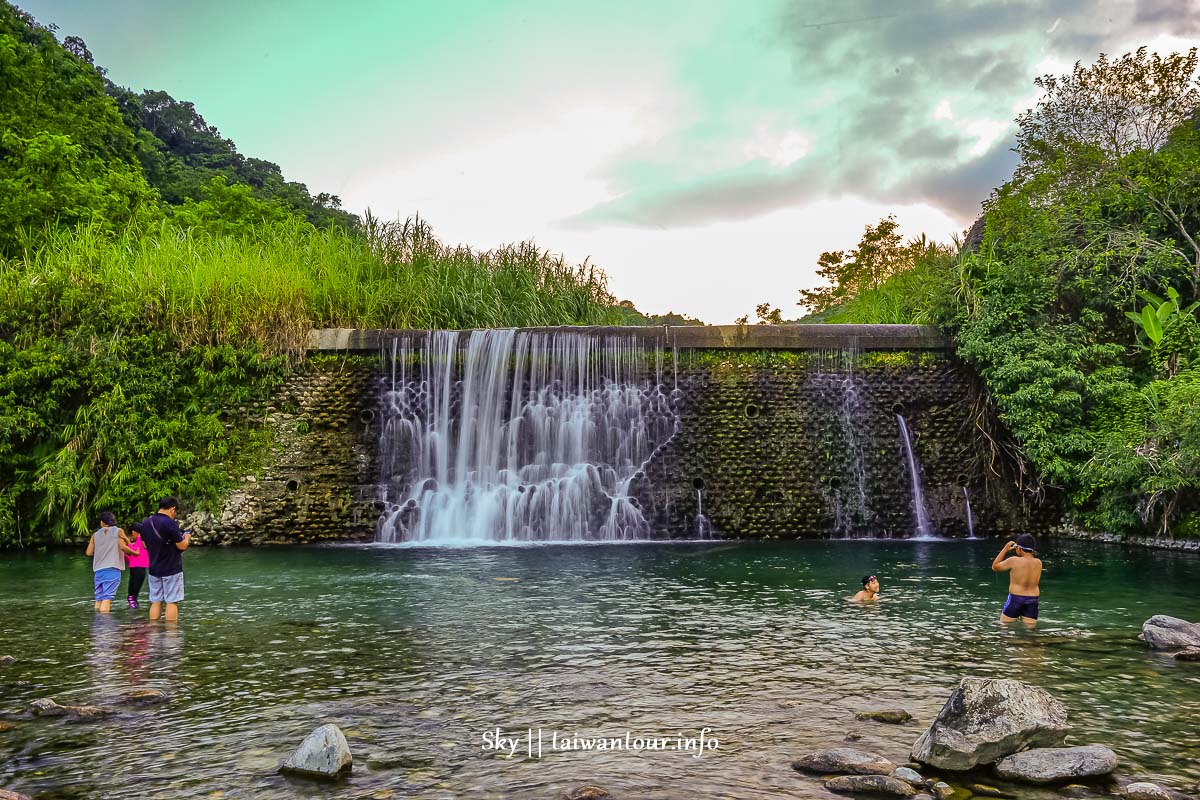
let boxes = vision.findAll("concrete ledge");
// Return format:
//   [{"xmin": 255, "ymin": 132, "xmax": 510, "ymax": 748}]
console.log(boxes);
[{"xmin": 306, "ymin": 324, "xmax": 950, "ymax": 352}]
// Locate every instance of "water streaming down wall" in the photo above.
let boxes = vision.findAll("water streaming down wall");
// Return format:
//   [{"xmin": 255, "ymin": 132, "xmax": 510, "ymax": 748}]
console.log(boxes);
[
  {"xmin": 376, "ymin": 329, "xmax": 679, "ymax": 543},
  {"xmin": 897, "ymin": 414, "xmax": 936, "ymax": 538},
  {"xmin": 810, "ymin": 346, "xmax": 872, "ymax": 535}
]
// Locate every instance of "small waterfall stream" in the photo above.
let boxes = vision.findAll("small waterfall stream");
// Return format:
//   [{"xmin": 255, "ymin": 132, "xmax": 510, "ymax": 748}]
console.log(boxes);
[
  {"xmin": 896, "ymin": 414, "xmax": 935, "ymax": 539},
  {"xmin": 376, "ymin": 329, "xmax": 678, "ymax": 543},
  {"xmin": 963, "ymin": 486, "xmax": 976, "ymax": 538}
]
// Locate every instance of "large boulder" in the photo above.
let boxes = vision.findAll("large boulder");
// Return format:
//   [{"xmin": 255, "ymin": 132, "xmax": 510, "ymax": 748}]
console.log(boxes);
[
  {"xmin": 825, "ymin": 775, "xmax": 918, "ymax": 797},
  {"xmin": 0, "ymin": 790, "xmax": 32, "ymax": 800},
  {"xmin": 1139, "ymin": 616, "xmax": 1200, "ymax": 650},
  {"xmin": 793, "ymin": 747, "xmax": 896, "ymax": 775},
  {"xmin": 910, "ymin": 678, "xmax": 1070, "ymax": 770},
  {"xmin": 993, "ymin": 745, "xmax": 1118, "ymax": 784},
  {"xmin": 280, "ymin": 723, "xmax": 352, "ymax": 780}
]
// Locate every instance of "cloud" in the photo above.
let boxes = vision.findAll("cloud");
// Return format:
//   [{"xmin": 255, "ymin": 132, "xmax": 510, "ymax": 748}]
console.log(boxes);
[{"xmin": 565, "ymin": 0, "xmax": 1197, "ymax": 232}]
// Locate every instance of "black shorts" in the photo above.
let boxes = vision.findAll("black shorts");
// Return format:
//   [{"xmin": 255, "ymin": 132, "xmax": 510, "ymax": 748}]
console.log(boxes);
[{"xmin": 1002, "ymin": 593, "xmax": 1039, "ymax": 620}]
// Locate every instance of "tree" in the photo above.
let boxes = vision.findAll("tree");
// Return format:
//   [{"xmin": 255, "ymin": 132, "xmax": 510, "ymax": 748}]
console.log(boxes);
[
  {"xmin": 1015, "ymin": 47, "xmax": 1200, "ymax": 182},
  {"xmin": 799, "ymin": 216, "xmax": 910, "ymax": 313}
]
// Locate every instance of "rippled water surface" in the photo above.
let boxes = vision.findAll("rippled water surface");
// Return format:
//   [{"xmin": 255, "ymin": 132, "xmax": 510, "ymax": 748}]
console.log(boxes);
[{"xmin": 1, "ymin": 540, "xmax": 1198, "ymax": 799}]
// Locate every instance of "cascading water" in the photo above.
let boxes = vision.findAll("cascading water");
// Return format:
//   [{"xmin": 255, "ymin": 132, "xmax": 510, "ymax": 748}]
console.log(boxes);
[
  {"xmin": 813, "ymin": 345, "xmax": 871, "ymax": 535},
  {"xmin": 896, "ymin": 414, "xmax": 935, "ymax": 539},
  {"xmin": 963, "ymin": 486, "xmax": 976, "ymax": 538},
  {"xmin": 376, "ymin": 329, "xmax": 679, "ymax": 543}
]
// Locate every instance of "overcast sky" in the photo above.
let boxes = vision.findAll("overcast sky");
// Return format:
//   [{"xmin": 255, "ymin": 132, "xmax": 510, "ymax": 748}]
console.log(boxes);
[{"xmin": 21, "ymin": 0, "xmax": 1200, "ymax": 322}]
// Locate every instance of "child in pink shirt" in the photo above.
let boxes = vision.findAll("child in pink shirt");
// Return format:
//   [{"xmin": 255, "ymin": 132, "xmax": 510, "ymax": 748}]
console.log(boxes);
[{"xmin": 125, "ymin": 522, "xmax": 150, "ymax": 609}]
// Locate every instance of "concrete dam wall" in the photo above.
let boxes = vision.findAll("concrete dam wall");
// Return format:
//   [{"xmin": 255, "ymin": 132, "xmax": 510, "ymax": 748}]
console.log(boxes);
[{"xmin": 184, "ymin": 325, "xmax": 1033, "ymax": 544}]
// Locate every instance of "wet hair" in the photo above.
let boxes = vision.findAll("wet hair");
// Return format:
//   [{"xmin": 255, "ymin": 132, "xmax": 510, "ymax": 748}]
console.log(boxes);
[
  {"xmin": 157, "ymin": 496, "xmax": 179, "ymax": 511},
  {"xmin": 861, "ymin": 574, "xmax": 877, "ymax": 587},
  {"xmin": 1015, "ymin": 533, "xmax": 1038, "ymax": 552},
  {"xmin": 99, "ymin": 511, "xmax": 117, "ymax": 526}
]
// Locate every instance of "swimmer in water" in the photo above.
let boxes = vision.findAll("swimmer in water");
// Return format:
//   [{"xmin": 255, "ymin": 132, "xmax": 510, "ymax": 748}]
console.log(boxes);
[{"xmin": 849, "ymin": 574, "xmax": 880, "ymax": 602}]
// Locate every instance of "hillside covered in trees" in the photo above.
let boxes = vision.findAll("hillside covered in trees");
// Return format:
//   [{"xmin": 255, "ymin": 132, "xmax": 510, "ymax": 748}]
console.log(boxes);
[{"xmin": 0, "ymin": 2, "xmax": 657, "ymax": 545}]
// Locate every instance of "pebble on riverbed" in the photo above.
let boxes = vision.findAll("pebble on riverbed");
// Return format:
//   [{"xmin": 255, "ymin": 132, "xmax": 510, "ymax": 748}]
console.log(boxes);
[
  {"xmin": 280, "ymin": 723, "xmax": 352, "ymax": 780},
  {"xmin": 122, "ymin": 689, "xmax": 168, "ymax": 705},
  {"xmin": 1120, "ymin": 782, "xmax": 1174, "ymax": 800},
  {"xmin": 0, "ymin": 789, "xmax": 32, "ymax": 800},
  {"xmin": 0, "ymin": 656, "xmax": 15, "ymax": 666},
  {"xmin": 561, "ymin": 786, "xmax": 612, "ymax": 800}
]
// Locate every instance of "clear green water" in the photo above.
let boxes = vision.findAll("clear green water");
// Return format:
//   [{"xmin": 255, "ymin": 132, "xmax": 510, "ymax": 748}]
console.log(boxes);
[{"xmin": 1, "ymin": 540, "xmax": 1198, "ymax": 799}]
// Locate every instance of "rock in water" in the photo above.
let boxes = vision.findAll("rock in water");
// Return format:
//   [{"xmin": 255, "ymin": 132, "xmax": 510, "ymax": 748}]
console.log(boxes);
[
  {"xmin": 793, "ymin": 747, "xmax": 897, "ymax": 775},
  {"xmin": 1121, "ymin": 783, "xmax": 1173, "ymax": 800},
  {"xmin": 1139, "ymin": 616, "xmax": 1200, "ymax": 650},
  {"xmin": 562, "ymin": 787, "xmax": 611, "ymax": 800},
  {"xmin": 857, "ymin": 709, "xmax": 914, "ymax": 724},
  {"xmin": 27, "ymin": 698, "xmax": 67, "ymax": 717},
  {"xmin": 0, "ymin": 655, "xmax": 15, "ymax": 666},
  {"xmin": 1174, "ymin": 648, "xmax": 1200, "ymax": 662},
  {"xmin": 993, "ymin": 745, "xmax": 1118, "ymax": 784},
  {"xmin": 825, "ymin": 775, "xmax": 918, "ymax": 797},
  {"xmin": 280, "ymin": 723, "xmax": 352, "ymax": 779},
  {"xmin": 123, "ymin": 689, "xmax": 168, "ymax": 705},
  {"xmin": 910, "ymin": 678, "xmax": 1070, "ymax": 770},
  {"xmin": 892, "ymin": 767, "xmax": 925, "ymax": 786},
  {"xmin": 0, "ymin": 790, "xmax": 33, "ymax": 800}
]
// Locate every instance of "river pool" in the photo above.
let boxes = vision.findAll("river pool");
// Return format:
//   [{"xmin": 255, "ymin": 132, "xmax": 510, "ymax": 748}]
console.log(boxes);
[{"xmin": 1, "ymin": 539, "xmax": 1198, "ymax": 799}]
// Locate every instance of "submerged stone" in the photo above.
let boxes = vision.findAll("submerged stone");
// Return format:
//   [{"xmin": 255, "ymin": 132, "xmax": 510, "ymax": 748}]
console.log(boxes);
[
  {"xmin": 993, "ymin": 745, "xmax": 1118, "ymax": 784},
  {"xmin": 26, "ymin": 698, "xmax": 112, "ymax": 720},
  {"xmin": 280, "ymin": 723, "xmax": 352, "ymax": 780},
  {"xmin": 857, "ymin": 709, "xmax": 913, "ymax": 724},
  {"xmin": 825, "ymin": 775, "xmax": 918, "ymax": 797},
  {"xmin": 0, "ymin": 789, "xmax": 32, "ymax": 800},
  {"xmin": 793, "ymin": 747, "xmax": 897, "ymax": 775},
  {"xmin": 562, "ymin": 786, "xmax": 612, "ymax": 800},
  {"xmin": 0, "ymin": 655, "xmax": 15, "ymax": 666},
  {"xmin": 1121, "ymin": 783, "xmax": 1173, "ymax": 800},
  {"xmin": 123, "ymin": 689, "xmax": 168, "ymax": 705},
  {"xmin": 910, "ymin": 678, "xmax": 1070, "ymax": 770}
]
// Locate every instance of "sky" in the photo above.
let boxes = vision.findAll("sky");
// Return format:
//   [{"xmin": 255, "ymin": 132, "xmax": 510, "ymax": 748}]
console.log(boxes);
[{"xmin": 20, "ymin": 0, "xmax": 1200, "ymax": 322}]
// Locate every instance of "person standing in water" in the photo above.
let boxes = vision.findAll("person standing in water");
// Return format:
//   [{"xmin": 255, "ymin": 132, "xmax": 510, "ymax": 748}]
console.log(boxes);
[
  {"xmin": 124, "ymin": 522, "xmax": 149, "ymax": 609},
  {"xmin": 86, "ymin": 511, "xmax": 135, "ymax": 613},
  {"xmin": 140, "ymin": 497, "xmax": 191, "ymax": 622},
  {"xmin": 993, "ymin": 533, "xmax": 1042, "ymax": 627}
]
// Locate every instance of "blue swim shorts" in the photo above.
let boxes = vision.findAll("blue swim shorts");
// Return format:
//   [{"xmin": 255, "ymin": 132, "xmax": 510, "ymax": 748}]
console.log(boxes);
[
  {"xmin": 93, "ymin": 567, "xmax": 122, "ymax": 601},
  {"xmin": 148, "ymin": 573, "xmax": 185, "ymax": 604},
  {"xmin": 1002, "ymin": 593, "xmax": 1039, "ymax": 620}
]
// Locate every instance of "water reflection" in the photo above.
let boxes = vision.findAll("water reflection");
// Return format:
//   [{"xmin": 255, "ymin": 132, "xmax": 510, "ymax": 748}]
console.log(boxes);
[{"xmin": 0, "ymin": 540, "xmax": 1198, "ymax": 799}]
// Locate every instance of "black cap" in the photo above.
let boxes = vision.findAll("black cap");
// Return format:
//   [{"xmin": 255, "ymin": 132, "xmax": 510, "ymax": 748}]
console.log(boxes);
[
  {"xmin": 99, "ymin": 511, "xmax": 117, "ymax": 526},
  {"xmin": 1015, "ymin": 533, "xmax": 1037, "ymax": 552}
]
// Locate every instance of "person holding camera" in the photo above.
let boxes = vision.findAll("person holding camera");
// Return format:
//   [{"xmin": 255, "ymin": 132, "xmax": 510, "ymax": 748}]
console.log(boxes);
[
  {"xmin": 140, "ymin": 496, "xmax": 192, "ymax": 622},
  {"xmin": 992, "ymin": 533, "xmax": 1042, "ymax": 627}
]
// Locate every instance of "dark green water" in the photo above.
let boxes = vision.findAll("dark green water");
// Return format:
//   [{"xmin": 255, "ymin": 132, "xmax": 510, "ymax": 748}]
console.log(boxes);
[{"xmin": 1, "ymin": 539, "xmax": 1198, "ymax": 799}]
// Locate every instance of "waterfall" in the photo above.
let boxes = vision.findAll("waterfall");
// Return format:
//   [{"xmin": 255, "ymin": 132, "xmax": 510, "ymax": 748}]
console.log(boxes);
[
  {"xmin": 896, "ymin": 414, "xmax": 935, "ymax": 539},
  {"xmin": 963, "ymin": 486, "xmax": 975, "ymax": 539},
  {"xmin": 376, "ymin": 330, "xmax": 678, "ymax": 543},
  {"xmin": 814, "ymin": 345, "xmax": 870, "ymax": 535},
  {"xmin": 695, "ymin": 488, "xmax": 711, "ymax": 539}
]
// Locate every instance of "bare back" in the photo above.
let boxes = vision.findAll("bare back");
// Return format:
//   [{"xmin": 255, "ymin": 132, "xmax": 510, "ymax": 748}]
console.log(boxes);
[{"xmin": 1005, "ymin": 555, "xmax": 1042, "ymax": 596}]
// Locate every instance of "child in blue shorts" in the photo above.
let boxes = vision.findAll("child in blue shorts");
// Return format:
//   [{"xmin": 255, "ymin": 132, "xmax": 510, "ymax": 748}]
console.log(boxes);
[{"xmin": 86, "ymin": 511, "xmax": 135, "ymax": 613}]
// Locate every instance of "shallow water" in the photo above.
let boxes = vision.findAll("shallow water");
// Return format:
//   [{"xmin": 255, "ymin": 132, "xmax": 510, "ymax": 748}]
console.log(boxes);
[{"xmin": 1, "ymin": 539, "xmax": 1198, "ymax": 799}]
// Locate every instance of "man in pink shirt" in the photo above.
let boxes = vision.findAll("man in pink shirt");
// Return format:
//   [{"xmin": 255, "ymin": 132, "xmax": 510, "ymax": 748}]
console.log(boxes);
[{"xmin": 125, "ymin": 521, "xmax": 151, "ymax": 609}]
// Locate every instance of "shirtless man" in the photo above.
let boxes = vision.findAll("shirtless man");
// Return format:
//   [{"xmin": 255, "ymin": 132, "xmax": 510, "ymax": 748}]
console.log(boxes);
[
  {"xmin": 849, "ymin": 574, "xmax": 880, "ymax": 602},
  {"xmin": 992, "ymin": 533, "xmax": 1042, "ymax": 626}
]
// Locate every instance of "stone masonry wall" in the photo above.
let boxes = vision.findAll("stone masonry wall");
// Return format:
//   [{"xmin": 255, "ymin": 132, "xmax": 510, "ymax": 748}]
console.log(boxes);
[
  {"xmin": 184, "ymin": 355, "xmax": 381, "ymax": 544},
  {"xmin": 193, "ymin": 347, "xmax": 1034, "ymax": 543},
  {"xmin": 633, "ymin": 349, "xmax": 1030, "ymax": 538}
]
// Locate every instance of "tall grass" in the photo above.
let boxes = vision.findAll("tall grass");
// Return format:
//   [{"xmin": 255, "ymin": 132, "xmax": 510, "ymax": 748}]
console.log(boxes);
[
  {"xmin": 823, "ymin": 242, "xmax": 959, "ymax": 325},
  {"xmin": 4, "ymin": 217, "xmax": 626, "ymax": 354}
]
